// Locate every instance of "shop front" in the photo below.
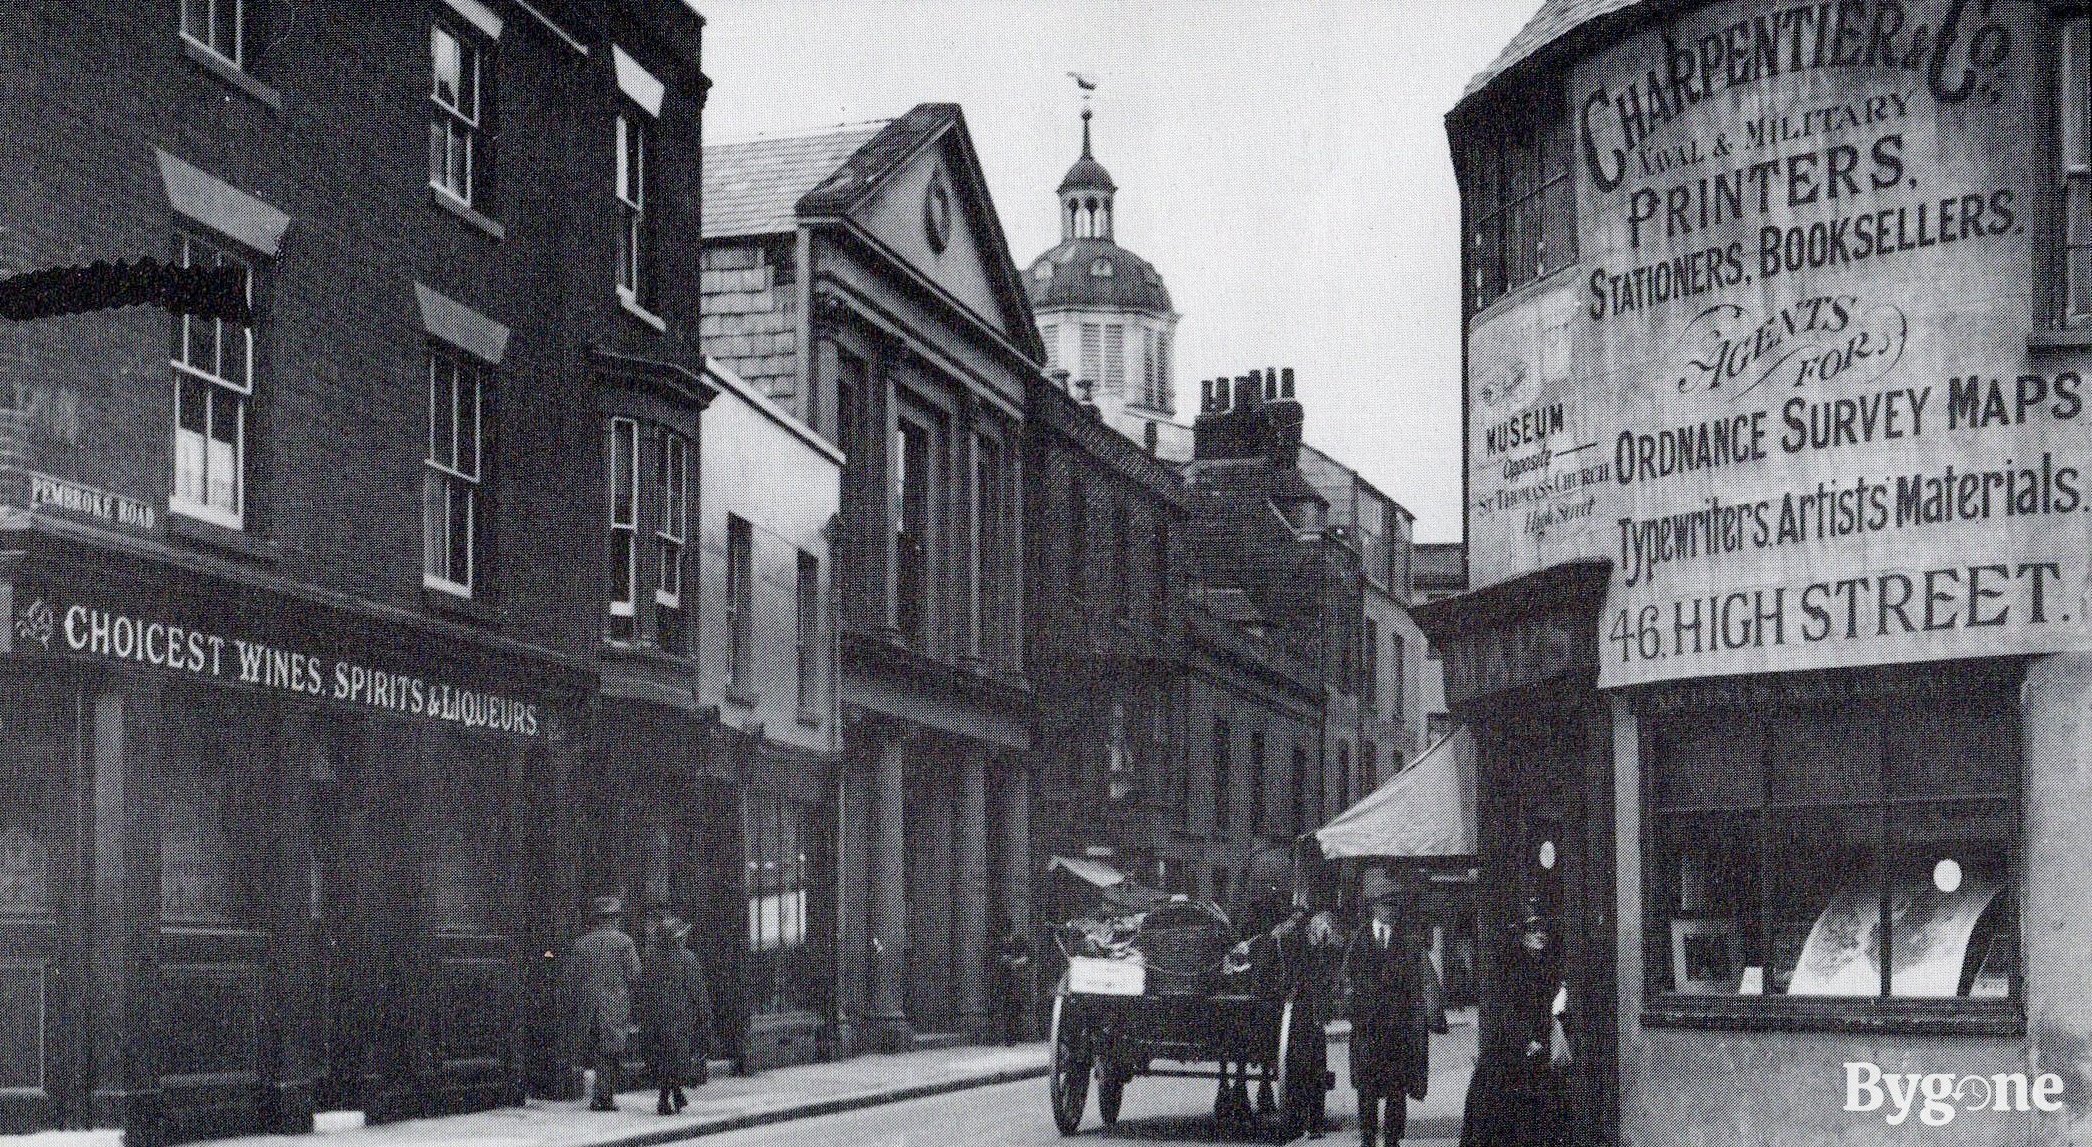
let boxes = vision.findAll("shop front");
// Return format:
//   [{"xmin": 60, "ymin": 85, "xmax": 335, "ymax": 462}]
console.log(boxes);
[
  {"xmin": 0, "ymin": 534, "xmax": 586, "ymax": 1145},
  {"xmin": 1416, "ymin": 560, "xmax": 1617, "ymax": 1144},
  {"xmin": 1451, "ymin": 0, "xmax": 2092, "ymax": 1139}
]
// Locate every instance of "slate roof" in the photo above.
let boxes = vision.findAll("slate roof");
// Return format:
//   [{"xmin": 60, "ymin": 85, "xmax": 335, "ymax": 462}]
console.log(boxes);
[
  {"xmin": 1460, "ymin": 0, "xmax": 1646, "ymax": 105},
  {"xmin": 702, "ymin": 121, "xmax": 886, "ymax": 239}
]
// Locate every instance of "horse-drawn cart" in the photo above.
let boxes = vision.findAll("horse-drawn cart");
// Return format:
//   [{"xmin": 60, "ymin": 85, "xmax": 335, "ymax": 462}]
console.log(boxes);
[{"xmin": 1046, "ymin": 900, "xmax": 1331, "ymax": 1139}]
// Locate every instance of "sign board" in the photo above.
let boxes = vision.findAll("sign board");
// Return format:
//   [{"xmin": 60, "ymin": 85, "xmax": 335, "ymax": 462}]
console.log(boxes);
[
  {"xmin": 1066, "ymin": 955, "xmax": 1146, "ymax": 996},
  {"xmin": 1472, "ymin": 0, "xmax": 2082, "ymax": 687},
  {"xmin": 5, "ymin": 580, "xmax": 545, "ymax": 736}
]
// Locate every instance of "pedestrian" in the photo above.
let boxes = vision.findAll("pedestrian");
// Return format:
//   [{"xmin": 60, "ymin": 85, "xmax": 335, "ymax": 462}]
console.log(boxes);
[
  {"xmin": 636, "ymin": 914, "xmax": 715, "ymax": 1115},
  {"xmin": 1342, "ymin": 868, "xmax": 1442, "ymax": 1147},
  {"xmin": 566, "ymin": 895, "xmax": 641, "ymax": 1111},
  {"xmin": 1458, "ymin": 902, "xmax": 1572, "ymax": 1147},
  {"xmin": 991, "ymin": 916, "xmax": 1032, "ymax": 1045}
]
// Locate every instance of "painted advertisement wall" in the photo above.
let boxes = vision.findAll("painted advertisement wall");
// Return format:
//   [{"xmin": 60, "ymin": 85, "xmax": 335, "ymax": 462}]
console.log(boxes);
[
  {"xmin": 1469, "ymin": 0, "xmax": 2091, "ymax": 688},
  {"xmin": 1467, "ymin": 275, "xmax": 1605, "ymax": 588},
  {"xmin": 1584, "ymin": 0, "xmax": 2056, "ymax": 688}
]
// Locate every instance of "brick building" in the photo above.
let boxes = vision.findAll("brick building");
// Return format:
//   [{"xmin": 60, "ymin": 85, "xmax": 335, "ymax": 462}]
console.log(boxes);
[
  {"xmin": 1023, "ymin": 369, "xmax": 1189, "ymax": 915},
  {"xmin": 1175, "ymin": 371, "xmax": 1336, "ymax": 903},
  {"xmin": 0, "ymin": 2, "xmax": 704, "ymax": 1142},
  {"xmin": 702, "ymin": 105, "xmax": 1037, "ymax": 1051}
]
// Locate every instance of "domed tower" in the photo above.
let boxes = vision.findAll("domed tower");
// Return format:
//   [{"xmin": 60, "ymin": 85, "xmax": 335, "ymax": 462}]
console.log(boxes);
[{"xmin": 1026, "ymin": 101, "xmax": 1184, "ymax": 458}]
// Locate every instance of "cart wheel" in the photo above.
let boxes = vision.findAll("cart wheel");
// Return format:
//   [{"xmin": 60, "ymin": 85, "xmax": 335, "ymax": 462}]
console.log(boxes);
[
  {"xmin": 1048, "ymin": 989, "xmax": 1091, "ymax": 1135},
  {"xmin": 1097, "ymin": 1064, "xmax": 1125, "ymax": 1126}
]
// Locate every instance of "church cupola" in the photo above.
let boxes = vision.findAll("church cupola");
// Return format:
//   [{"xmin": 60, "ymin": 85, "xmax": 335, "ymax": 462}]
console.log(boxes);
[{"xmin": 1058, "ymin": 107, "xmax": 1116, "ymax": 241}]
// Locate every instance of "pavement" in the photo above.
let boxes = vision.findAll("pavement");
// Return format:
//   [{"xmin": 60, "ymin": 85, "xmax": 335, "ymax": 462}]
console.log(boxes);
[
  {"xmin": 22, "ymin": 1008, "xmax": 1476, "ymax": 1147},
  {"xmin": 195, "ymin": 1042, "xmax": 1051, "ymax": 1147}
]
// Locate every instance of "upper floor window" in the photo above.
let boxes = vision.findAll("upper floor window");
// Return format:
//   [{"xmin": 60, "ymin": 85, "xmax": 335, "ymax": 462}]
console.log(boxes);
[
  {"xmin": 181, "ymin": 0, "xmax": 243, "ymax": 68},
  {"xmin": 423, "ymin": 351, "xmax": 484, "ymax": 596},
  {"xmin": 1151, "ymin": 517, "xmax": 1169, "ymax": 627},
  {"xmin": 1111, "ymin": 497, "xmax": 1131, "ymax": 615},
  {"xmin": 892, "ymin": 412, "xmax": 936, "ymax": 650},
  {"xmin": 727, "ymin": 515, "xmax": 754, "ymax": 690},
  {"xmin": 1247, "ymin": 729, "xmax": 1266, "ymax": 836},
  {"xmin": 655, "ymin": 427, "xmax": 689, "ymax": 648},
  {"xmin": 796, "ymin": 551, "xmax": 820, "ymax": 713},
  {"xmin": 1390, "ymin": 633, "xmax": 1406, "ymax": 722},
  {"xmin": 615, "ymin": 109, "xmax": 652, "ymax": 307},
  {"xmin": 2060, "ymin": 17, "xmax": 2092, "ymax": 324},
  {"xmin": 1462, "ymin": 95, "xmax": 1573, "ymax": 313},
  {"xmin": 1102, "ymin": 325, "xmax": 1125, "ymax": 396},
  {"xmin": 429, "ymin": 20, "xmax": 485, "ymax": 207},
  {"xmin": 1362, "ymin": 619, "xmax": 1380, "ymax": 713},
  {"xmin": 607, "ymin": 416, "xmax": 640, "ymax": 638},
  {"xmin": 1041, "ymin": 321, "xmax": 1059, "ymax": 371},
  {"xmin": 1066, "ymin": 472, "xmax": 1087, "ymax": 598},
  {"xmin": 975, "ymin": 433, "xmax": 1010, "ymax": 664},
  {"xmin": 171, "ymin": 231, "xmax": 254, "ymax": 529},
  {"xmin": 1211, "ymin": 720, "xmax": 1232, "ymax": 835}
]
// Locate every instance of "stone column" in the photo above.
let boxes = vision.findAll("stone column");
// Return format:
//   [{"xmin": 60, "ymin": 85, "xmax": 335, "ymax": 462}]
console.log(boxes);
[
  {"xmin": 866, "ymin": 730, "xmax": 912, "ymax": 1048},
  {"xmin": 998, "ymin": 756, "xmax": 1032, "ymax": 933},
  {"xmin": 954, "ymin": 747, "xmax": 989, "ymax": 1034}
]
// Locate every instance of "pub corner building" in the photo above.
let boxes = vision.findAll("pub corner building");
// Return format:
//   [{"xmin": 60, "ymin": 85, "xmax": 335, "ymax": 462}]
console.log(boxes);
[
  {"xmin": 1428, "ymin": 0, "xmax": 2092, "ymax": 1142},
  {"xmin": 0, "ymin": 3, "xmax": 717, "ymax": 1144}
]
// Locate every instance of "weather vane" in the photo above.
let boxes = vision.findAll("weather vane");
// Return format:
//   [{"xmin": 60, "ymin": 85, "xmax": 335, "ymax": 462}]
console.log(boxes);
[{"xmin": 1067, "ymin": 71, "xmax": 1097, "ymax": 107}]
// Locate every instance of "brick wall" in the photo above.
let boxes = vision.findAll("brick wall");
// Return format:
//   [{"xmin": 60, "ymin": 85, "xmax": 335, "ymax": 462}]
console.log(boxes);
[{"xmin": 0, "ymin": 3, "xmax": 705, "ymax": 656}]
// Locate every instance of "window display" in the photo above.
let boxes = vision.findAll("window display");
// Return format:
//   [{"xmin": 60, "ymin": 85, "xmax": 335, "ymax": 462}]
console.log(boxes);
[{"xmin": 1645, "ymin": 684, "xmax": 2018, "ymax": 1007}]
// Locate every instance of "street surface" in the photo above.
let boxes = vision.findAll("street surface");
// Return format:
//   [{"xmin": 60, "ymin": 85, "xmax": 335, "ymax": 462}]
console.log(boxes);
[{"xmin": 695, "ymin": 1036, "xmax": 1469, "ymax": 1147}]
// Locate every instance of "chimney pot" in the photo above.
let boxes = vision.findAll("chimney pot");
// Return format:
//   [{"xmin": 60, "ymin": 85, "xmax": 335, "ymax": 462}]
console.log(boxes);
[
  {"xmin": 1266, "ymin": 367, "xmax": 1279, "ymax": 400},
  {"xmin": 1281, "ymin": 367, "xmax": 1295, "ymax": 398}
]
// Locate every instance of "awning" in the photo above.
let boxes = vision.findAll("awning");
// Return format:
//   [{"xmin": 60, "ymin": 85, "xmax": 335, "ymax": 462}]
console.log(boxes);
[
  {"xmin": 1047, "ymin": 855, "xmax": 1172, "ymax": 912},
  {"xmin": 1048, "ymin": 855, "xmax": 1129, "ymax": 888},
  {"xmin": 1313, "ymin": 726, "xmax": 1477, "ymax": 859}
]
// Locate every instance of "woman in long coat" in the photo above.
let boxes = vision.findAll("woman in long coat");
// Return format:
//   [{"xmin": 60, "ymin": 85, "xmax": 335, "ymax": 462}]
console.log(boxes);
[
  {"xmin": 1458, "ymin": 908, "xmax": 1571, "ymax": 1147},
  {"xmin": 636, "ymin": 917, "xmax": 715, "ymax": 1115},
  {"xmin": 1344, "ymin": 877, "xmax": 1441, "ymax": 1147}
]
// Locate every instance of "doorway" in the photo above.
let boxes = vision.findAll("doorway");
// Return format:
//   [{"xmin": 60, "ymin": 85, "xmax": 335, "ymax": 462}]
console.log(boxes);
[
  {"xmin": 309, "ymin": 741, "xmax": 373, "ymax": 1114},
  {"xmin": 0, "ymin": 688, "xmax": 80, "ymax": 1133}
]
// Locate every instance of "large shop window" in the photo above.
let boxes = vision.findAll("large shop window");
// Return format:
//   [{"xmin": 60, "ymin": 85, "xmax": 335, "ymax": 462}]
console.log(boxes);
[
  {"xmin": 1644, "ymin": 688, "xmax": 2019, "ymax": 1019},
  {"xmin": 420, "ymin": 735, "xmax": 507, "ymax": 934},
  {"xmin": 160, "ymin": 699, "xmax": 265, "ymax": 926},
  {"xmin": 745, "ymin": 791, "xmax": 819, "ymax": 1016},
  {"xmin": 0, "ymin": 693, "xmax": 73, "ymax": 918}
]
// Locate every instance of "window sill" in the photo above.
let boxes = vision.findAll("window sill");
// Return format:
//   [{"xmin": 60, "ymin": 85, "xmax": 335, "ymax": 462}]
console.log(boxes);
[
  {"xmin": 167, "ymin": 510, "xmax": 278, "ymax": 564},
  {"xmin": 599, "ymin": 640, "xmax": 696, "ymax": 670},
  {"xmin": 2029, "ymin": 327, "xmax": 2092, "ymax": 353},
  {"xmin": 430, "ymin": 185, "xmax": 505, "ymax": 240},
  {"xmin": 181, "ymin": 37, "xmax": 282, "ymax": 110},
  {"xmin": 1641, "ymin": 994, "xmax": 2023, "ymax": 1038},
  {"xmin": 795, "ymin": 707, "xmax": 822, "ymax": 729},
  {"xmin": 618, "ymin": 292, "xmax": 667, "ymax": 332},
  {"xmin": 421, "ymin": 585, "xmax": 501, "ymax": 625},
  {"xmin": 724, "ymin": 685, "xmax": 758, "ymax": 709}
]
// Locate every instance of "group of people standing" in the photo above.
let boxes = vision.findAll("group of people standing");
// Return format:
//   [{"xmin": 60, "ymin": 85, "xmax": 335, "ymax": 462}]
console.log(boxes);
[
  {"xmin": 565, "ymin": 895, "xmax": 716, "ymax": 1115},
  {"xmin": 1327, "ymin": 868, "xmax": 1573, "ymax": 1147}
]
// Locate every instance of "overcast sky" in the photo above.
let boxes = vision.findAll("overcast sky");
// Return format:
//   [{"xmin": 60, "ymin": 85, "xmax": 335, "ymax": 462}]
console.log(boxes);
[{"xmin": 701, "ymin": 1, "xmax": 1547, "ymax": 543}]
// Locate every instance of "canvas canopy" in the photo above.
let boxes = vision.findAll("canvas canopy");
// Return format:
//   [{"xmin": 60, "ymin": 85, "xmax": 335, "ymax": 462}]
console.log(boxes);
[{"xmin": 1313, "ymin": 726, "xmax": 1477, "ymax": 859}]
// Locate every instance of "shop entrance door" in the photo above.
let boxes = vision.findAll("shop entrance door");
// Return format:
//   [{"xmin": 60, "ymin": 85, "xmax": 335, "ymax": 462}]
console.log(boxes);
[
  {"xmin": 0, "ymin": 693, "xmax": 81, "ymax": 1133},
  {"xmin": 311, "ymin": 767, "xmax": 374, "ymax": 1113}
]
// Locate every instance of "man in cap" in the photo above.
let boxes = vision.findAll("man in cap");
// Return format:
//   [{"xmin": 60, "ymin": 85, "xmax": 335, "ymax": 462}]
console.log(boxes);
[
  {"xmin": 567, "ymin": 895, "xmax": 642, "ymax": 1110},
  {"xmin": 1343, "ymin": 866, "xmax": 1440, "ymax": 1147}
]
